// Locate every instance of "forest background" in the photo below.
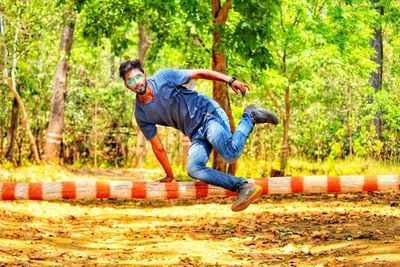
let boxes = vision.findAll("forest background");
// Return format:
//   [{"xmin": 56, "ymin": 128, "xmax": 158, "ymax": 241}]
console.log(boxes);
[{"xmin": 0, "ymin": 0, "xmax": 399, "ymax": 179}]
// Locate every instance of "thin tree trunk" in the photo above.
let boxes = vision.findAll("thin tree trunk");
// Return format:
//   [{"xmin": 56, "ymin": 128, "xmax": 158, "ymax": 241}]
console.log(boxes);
[
  {"xmin": 45, "ymin": 21, "xmax": 75, "ymax": 163},
  {"xmin": 211, "ymin": 0, "xmax": 236, "ymax": 174},
  {"xmin": 94, "ymin": 98, "xmax": 98, "ymax": 167},
  {"xmin": 1, "ymin": 24, "xmax": 40, "ymax": 163},
  {"xmin": 369, "ymin": 0, "xmax": 384, "ymax": 141},
  {"xmin": 280, "ymin": 86, "xmax": 290, "ymax": 174},
  {"xmin": 0, "ymin": 98, "xmax": 3, "ymax": 161},
  {"xmin": 5, "ymin": 97, "xmax": 19, "ymax": 161},
  {"xmin": 0, "ymin": 14, "xmax": 3, "ymax": 161},
  {"xmin": 135, "ymin": 25, "xmax": 151, "ymax": 168},
  {"xmin": 6, "ymin": 25, "xmax": 20, "ymax": 162},
  {"xmin": 279, "ymin": 66, "xmax": 301, "ymax": 176},
  {"xmin": 3, "ymin": 77, "xmax": 41, "ymax": 163}
]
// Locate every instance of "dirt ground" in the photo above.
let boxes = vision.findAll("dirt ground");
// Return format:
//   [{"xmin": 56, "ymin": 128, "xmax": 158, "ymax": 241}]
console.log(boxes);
[
  {"xmin": 0, "ymin": 189, "xmax": 399, "ymax": 266},
  {"xmin": 0, "ymin": 167, "xmax": 399, "ymax": 266}
]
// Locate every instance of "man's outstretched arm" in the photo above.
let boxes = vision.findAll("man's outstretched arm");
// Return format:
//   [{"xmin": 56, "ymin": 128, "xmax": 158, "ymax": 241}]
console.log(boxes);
[
  {"xmin": 150, "ymin": 133, "xmax": 175, "ymax": 182},
  {"xmin": 190, "ymin": 69, "xmax": 250, "ymax": 97}
]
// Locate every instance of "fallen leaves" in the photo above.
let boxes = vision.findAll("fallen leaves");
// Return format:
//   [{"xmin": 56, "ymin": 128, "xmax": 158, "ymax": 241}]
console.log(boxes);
[{"xmin": 0, "ymin": 191, "xmax": 399, "ymax": 266}]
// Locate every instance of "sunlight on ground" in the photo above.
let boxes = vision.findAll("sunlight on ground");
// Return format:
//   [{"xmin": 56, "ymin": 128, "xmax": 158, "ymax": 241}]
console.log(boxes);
[
  {"xmin": 0, "ymin": 192, "xmax": 399, "ymax": 266},
  {"xmin": 0, "ymin": 165, "xmax": 399, "ymax": 265}
]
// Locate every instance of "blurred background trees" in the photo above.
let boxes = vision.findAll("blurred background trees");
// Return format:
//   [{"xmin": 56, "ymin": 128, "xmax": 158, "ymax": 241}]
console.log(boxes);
[{"xmin": 0, "ymin": 0, "xmax": 399, "ymax": 176}]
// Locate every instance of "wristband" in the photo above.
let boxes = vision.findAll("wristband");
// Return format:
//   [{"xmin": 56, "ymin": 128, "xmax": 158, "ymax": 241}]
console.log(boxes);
[{"xmin": 228, "ymin": 77, "xmax": 236, "ymax": 86}]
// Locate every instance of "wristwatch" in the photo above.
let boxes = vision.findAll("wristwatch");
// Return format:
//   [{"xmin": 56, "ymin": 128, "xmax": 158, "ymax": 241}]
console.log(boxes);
[{"xmin": 228, "ymin": 77, "xmax": 236, "ymax": 86}]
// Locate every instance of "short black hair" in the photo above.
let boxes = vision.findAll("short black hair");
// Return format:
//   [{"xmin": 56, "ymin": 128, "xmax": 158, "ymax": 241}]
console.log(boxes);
[{"xmin": 119, "ymin": 59, "xmax": 144, "ymax": 81}]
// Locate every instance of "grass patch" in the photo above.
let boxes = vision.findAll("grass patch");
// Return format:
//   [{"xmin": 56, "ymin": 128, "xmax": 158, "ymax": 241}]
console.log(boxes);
[{"xmin": 0, "ymin": 157, "xmax": 399, "ymax": 183}]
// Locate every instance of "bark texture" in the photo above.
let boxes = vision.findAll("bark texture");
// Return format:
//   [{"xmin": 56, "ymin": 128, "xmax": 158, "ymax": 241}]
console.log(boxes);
[{"xmin": 45, "ymin": 24, "xmax": 74, "ymax": 162}]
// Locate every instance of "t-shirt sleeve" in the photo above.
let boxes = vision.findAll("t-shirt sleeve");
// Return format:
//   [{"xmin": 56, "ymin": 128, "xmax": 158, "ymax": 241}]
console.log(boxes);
[
  {"xmin": 136, "ymin": 118, "xmax": 157, "ymax": 141},
  {"xmin": 159, "ymin": 69, "xmax": 191, "ymax": 87}
]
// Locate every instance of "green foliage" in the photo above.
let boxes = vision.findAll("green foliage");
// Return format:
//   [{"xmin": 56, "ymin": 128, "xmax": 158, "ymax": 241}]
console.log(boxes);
[{"xmin": 0, "ymin": 0, "xmax": 399, "ymax": 168}]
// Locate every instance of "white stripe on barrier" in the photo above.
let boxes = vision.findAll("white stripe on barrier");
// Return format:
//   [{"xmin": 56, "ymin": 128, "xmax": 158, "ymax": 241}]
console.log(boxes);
[
  {"xmin": 208, "ymin": 185, "xmax": 225, "ymax": 197},
  {"xmin": 377, "ymin": 175, "xmax": 399, "ymax": 191},
  {"xmin": 340, "ymin": 176, "xmax": 364, "ymax": 192},
  {"xmin": 178, "ymin": 182, "xmax": 196, "ymax": 199},
  {"xmin": 43, "ymin": 182, "xmax": 62, "ymax": 199},
  {"xmin": 304, "ymin": 176, "xmax": 328, "ymax": 193},
  {"xmin": 269, "ymin": 177, "xmax": 291, "ymax": 194},
  {"xmin": 76, "ymin": 181, "xmax": 96, "ymax": 199},
  {"xmin": 147, "ymin": 182, "xmax": 166, "ymax": 199},
  {"xmin": 110, "ymin": 181, "xmax": 132, "ymax": 198},
  {"xmin": 15, "ymin": 183, "xmax": 29, "ymax": 200}
]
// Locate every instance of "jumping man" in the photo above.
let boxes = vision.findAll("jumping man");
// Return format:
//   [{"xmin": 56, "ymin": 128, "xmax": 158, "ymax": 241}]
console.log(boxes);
[{"xmin": 119, "ymin": 60, "xmax": 278, "ymax": 211}]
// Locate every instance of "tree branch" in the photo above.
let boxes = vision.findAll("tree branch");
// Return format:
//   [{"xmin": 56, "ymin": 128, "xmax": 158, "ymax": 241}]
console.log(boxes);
[
  {"xmin": 266, "ymin": 88, "xmax": 284, "ymax": 117},
  {"xmin": 216, "ymin": 1, "xmax": 232, "ymax": 24},
  {"xmin": 288, "ymin": 65, "xmax": 301, "ymax": 84}
]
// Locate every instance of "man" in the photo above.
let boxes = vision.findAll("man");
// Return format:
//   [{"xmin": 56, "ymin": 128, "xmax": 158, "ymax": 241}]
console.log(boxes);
[{"xmin": 120, "ymin": 59, "xmax": 278, "ymax": 212}]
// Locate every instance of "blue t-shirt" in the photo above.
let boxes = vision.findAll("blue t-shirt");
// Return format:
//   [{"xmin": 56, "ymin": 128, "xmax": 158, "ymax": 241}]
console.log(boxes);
[{"xmin": 135, "ymin": 69, "xmax": 220, "ymax": 140}]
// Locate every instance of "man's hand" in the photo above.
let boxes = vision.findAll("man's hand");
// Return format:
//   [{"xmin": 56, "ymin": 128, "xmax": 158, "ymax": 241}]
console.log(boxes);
[
  {"xmin": 230, "ymin": 80, "xmax": 250, "ymax": 97},
  {"xmin": 150, "ymin": 134, "xmax": 175, "ymax": 183},
  {"xmin": 158, "ymin": 176, "xmax": 175, "ymax": 183}
]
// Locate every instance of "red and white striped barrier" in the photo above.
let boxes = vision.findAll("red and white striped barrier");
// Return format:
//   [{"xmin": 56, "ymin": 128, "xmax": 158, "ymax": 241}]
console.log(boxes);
[{"xmin": 0, "ymin": 175, "xmax": 399, "ymax": 200}]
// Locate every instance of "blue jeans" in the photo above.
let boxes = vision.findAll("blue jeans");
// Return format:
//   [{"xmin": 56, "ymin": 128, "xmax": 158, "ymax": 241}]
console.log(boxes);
[{"xmin": 187, "ymin": 107, "xmax": 254, "ymax": 192}]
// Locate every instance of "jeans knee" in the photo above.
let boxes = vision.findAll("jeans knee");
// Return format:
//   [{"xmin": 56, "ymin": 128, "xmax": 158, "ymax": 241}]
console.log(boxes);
[
  {"xmin": 220, "ymin": 151, "xmax": 241, "ymax": 164},
  {"xmin": 187, "ymin": 162, "xmax": 203, "ymax": 178}
]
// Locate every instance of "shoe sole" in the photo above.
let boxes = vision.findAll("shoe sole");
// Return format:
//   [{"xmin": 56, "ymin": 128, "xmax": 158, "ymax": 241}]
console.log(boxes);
[{"xmin": 231, "ymin": 185, "xmax": 263, "ymax": 212}]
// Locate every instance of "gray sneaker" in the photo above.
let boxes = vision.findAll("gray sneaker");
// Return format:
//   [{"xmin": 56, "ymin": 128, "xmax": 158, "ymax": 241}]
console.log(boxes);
[
  {"xmin": 231, "ymin": 183, "xmax": 263, "ymax": 212},
  {"xmin": 244, "ymin": 104, "xmax": 279, "ymax": 125}
]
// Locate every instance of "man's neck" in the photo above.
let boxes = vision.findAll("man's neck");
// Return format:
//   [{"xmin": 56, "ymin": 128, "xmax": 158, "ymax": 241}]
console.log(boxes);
[{"xmin": 137, "ymin": 83, "xmax": 154, "ymax": 104}]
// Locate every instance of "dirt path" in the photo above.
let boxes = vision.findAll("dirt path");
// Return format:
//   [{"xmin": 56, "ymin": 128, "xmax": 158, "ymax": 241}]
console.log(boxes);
[{"xmin": 0, "ymin": 190, "xmax": 399, "ymax": 266}]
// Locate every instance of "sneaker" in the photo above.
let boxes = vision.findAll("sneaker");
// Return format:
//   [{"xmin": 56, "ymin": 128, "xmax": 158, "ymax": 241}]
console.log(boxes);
[
  {"xmin": 244, "ymin": 104, "xmax": 279, "ymax": 125},
  {"xmin": 231, "ymin": 183, "xmax": 263, "ymax": 212}
]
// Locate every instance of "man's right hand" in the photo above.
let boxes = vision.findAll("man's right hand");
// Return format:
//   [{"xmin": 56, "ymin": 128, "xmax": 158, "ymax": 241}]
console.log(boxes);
[{"xmin": 158, "ymin": 176, "xmax": 175, "ymax": 183}]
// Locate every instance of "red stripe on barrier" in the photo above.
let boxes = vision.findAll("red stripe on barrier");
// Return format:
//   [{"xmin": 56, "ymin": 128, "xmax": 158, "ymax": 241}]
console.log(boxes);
[
  {"xmin": 255, "ymin": 178, "xmax": 269, "ymax": 195},
  {"xmin": 328, "ymin": 176, "xmax": 341, "ymax": 192},
  {"xmin": 62, "ymin": 182, "xmax": 77, "ymax": 199},
  {"xmin": 165, "ymin": 182, "xmax": 179, "ymax": 199},
  {"xmin": 195, "ymin": 182, "xmax": 208, "ymax": 198},
  {"xmin": 225, "ymin": 189, "xmax": 237, "ymax": 197},
  {"xmin": 363, "ymin": 176, "xmax": 378, "ymax": 192},
  {"xmin": 29, "ymin": 183, "xmax": 42, "ymax": 200},
  {"xmin": 2, "ymin": 183, "xmax": 16, "ymax": 200},
  {"xmin": 398, "ymin": 175, "xmax": 400, "ymax": 190},
  {"xmin": 96, "ymin": 181, "xmax": 110, "ymax": 198},
  {"xmin": 131, "ymin": 182, "xmax": 147, "ymax": 198},
  {"xmin": 291, "ymin": 176, "xmax": 304, "ymax": 193}
]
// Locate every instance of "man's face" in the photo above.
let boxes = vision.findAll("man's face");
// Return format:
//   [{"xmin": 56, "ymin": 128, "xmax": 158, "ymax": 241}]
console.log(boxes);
[{"xmin": 124, "ymin": 68, "xmax": 147, "ymax": 95}]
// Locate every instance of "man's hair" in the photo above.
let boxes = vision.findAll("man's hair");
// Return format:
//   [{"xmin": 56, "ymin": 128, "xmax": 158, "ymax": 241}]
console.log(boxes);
[{"xmin": 119, "ymin": 59, "xmax": 144, "ymax": 81}]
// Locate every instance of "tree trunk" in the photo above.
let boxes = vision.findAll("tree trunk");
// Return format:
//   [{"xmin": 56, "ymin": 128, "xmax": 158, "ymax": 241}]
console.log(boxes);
[
  {"xmin": 0, "ymin": 14, "xmax": 3, "ymax": 161},
  {"xmin": 1, "ymin": 24, "xmax": 40, "ymax": 163},
  {"xmin": 6, "ymin": 25, "xmax": 20, "ymax": 162},
  {"xmin": 5, "ymin": 96, "xmax": 19, "ymax": 161},
  {"xmin": 3, "ymin": 77, "xmax": 41, "ymax": 163},
  {"xmin": 135, "ymin": 25, "xmax": 151, "ymax": 168},
  {"xmin": 45, "ymin": 21, "xmax": 75, "ymax": 163},
  {"xmin": 369, "ymin": 0, "xmax": 383, "ymax": 140},
  {"xmin": 279, "ymin": 66, "xmax": 300, "ymax": 176},
  {"xmin": 211, "ymin": 0, "xmax": 236, "ymax": 174},
  {"xmin": 279, "ymin": 87, "xmax": 290, "ymax": 175}
]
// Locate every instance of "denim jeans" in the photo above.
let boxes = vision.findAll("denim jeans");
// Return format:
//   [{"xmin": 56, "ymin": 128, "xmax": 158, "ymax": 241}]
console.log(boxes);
[{"xmin": 187, "ymin": 107, "xmax": 254, "ymax": 192}]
